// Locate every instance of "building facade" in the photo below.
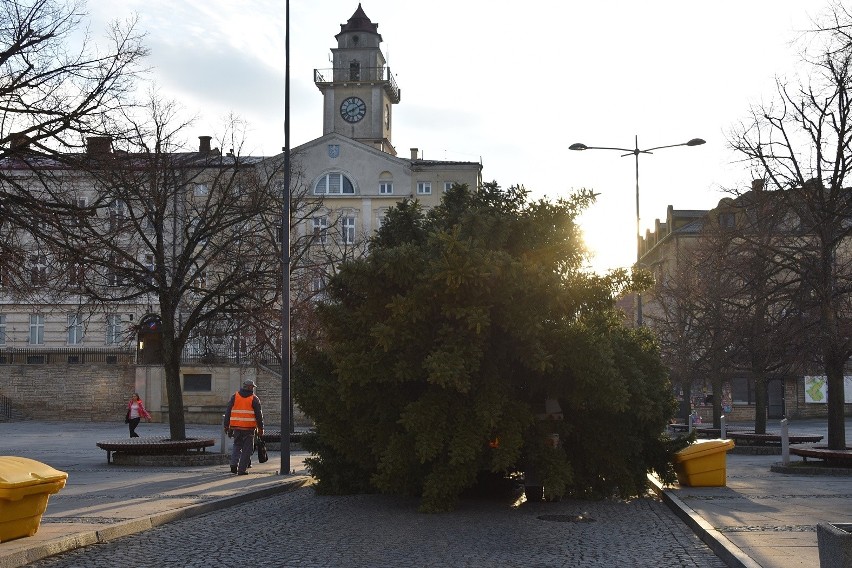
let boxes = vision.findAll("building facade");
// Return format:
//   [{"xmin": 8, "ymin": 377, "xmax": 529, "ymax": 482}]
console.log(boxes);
[
  {"xmin": 0, "ymin": 4, "xmax": 482, "ymax": 423},
  {"xmin": 640, "ymin": 187, "xmax": 852, "ymax": 423}
]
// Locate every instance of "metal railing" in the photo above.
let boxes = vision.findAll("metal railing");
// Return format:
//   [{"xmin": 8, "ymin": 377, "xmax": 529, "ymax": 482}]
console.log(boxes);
[
  {"xmin": 0, "ymin": 394, "xmax": 11, "ymax": 421},
  {"xmin": 0, "ymin": 347, "xmax": 136, "ymax": 365},
  {"xmin": 179, "ymin": 344, "xmax": 279, "ymax": 367},
  {"xmin": 313, "ymin": 66, "xmax": 400, "ymax": 103}
]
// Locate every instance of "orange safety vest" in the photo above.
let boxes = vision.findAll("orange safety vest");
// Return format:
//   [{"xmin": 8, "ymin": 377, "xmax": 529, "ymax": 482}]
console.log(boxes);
[{"xmin": 229, "ymin": 392, "xmax": 257, "ymax": 429}]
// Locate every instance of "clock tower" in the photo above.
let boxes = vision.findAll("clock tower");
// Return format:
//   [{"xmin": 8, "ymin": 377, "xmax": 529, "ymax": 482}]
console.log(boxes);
[{"xmin": 314, "ymin": 4, "xmax": 401, "ymax": 155}]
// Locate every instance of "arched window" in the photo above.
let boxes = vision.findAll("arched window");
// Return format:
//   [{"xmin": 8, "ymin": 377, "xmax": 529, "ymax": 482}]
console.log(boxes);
[{"xmin": 314, "ymin": 173, "xmax": 355, "ymax": 195}]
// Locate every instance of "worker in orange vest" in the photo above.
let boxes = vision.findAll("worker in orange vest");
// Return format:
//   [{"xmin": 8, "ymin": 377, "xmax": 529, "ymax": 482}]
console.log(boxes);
[{"xmin": 224, "ymin": 379, "xmax": 264, "ymax": 475}]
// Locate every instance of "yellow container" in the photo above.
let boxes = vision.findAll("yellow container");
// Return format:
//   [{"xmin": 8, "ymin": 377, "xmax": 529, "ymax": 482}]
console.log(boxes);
[
  {"xmin": 0, "ymin": 457, "xmax": 68, "ymax": 542},
  {"xmin": 673, "ymin": 439, "xmax": 735, "ymax": 487}
]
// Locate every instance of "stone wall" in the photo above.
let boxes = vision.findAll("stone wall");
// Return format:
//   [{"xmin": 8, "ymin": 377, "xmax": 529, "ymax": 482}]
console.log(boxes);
[
  {"xmin": 0, "ymin": 362, "xmax": 312, "ymax": 427},
  {"xmin": 0, "ymin": 363, "xmax": 135, "ymax": 421}
]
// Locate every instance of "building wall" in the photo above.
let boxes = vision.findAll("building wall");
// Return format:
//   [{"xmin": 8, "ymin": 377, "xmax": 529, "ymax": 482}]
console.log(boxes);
[{"xmin": 689, "ymin": 376, "xmax": 851, "ymax": 423}]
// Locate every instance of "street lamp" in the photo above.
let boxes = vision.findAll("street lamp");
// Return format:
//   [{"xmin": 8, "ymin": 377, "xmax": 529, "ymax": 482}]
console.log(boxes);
[
  {"xmin": 569, "ymin": 135, "xmax": 705, "ymax": 327},
  {"xmin": 280, "ymin": 0, "xmax": 292, "ymax": 474}
]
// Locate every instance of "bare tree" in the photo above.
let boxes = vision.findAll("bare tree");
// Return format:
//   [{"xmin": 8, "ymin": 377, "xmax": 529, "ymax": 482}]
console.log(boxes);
[
  {"xmin": 0, "ymin": 0, "xmax": 146, "ymax": 155},
  {"xmin": 728, "ymin": 3, "xmax": 852, "ymax": 449},
  {"xmin": 708, "ymin": 192, "xmax": 803, "ymax": 433},
  {"xmin": 1, "ymin": 0, "xmax": 146, "ymax": 279},
  {"xmin": 649, "ymin": 227, "xmax": 738, "ymax": 429},
  {"xmin": 13, "ymin": 96, "xmax": 286, "ymax": 440}
]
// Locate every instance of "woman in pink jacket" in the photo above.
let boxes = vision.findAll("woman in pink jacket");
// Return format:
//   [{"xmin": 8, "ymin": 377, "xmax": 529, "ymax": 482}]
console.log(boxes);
[{"xmin": 126, "ymin": 393, "xmax": 152, "ymax": 437}]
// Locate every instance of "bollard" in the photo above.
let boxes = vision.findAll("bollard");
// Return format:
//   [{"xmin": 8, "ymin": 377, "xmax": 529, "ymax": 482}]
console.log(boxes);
[
  {"xmin": 720, "ymin": 415, "xmax": 727, "ymax": 439},
  {"xmin": 688, "ymin": 413, "xmax": 694, "ymax": 434},
  {"xmin": 781, "ymin": 418, "xmax": 790, "ymax": 466},
  {"xmin": 221, "ymin": 414, "xmax": 228, "ymax": 455}
]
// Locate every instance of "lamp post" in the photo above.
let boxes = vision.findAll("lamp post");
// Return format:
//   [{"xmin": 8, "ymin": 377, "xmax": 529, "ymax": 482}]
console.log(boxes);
[
  {"xmin": 280, "ymin": 0, "xmax": 292, "ymax": 474},
  {"xmin": 569, "ymin": 135, "xmax": 705, "ymax": 327}
]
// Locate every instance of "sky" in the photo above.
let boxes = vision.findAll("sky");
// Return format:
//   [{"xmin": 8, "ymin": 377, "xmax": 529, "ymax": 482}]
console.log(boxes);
[{"xmin": 85, "ymin": 0, "xmax": 824, "ymax": 272}]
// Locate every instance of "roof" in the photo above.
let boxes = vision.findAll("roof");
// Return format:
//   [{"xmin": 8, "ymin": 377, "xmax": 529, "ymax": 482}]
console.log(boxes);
[
  {"xmin": 336, "ymin": 3, "xmax": 381, "ymax": 40},
  {"xmin": 0, "ymin": 151, "xmax": 265, "ymax": 172},
  {"xmin": 412, "ymin": 159, "xmax": 482, "ymax": 167}
]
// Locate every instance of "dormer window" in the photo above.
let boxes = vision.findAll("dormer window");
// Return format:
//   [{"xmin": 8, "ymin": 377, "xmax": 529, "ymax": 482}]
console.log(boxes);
[{"xmin": 719, "ymin": 212, "xmax": 735, "ymax": 230}]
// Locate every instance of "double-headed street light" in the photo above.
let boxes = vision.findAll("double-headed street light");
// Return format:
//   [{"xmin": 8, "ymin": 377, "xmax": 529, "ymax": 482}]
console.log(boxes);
[{"xmin": 569, "ymin": 135, "xmax": 706, "ymax": 327}]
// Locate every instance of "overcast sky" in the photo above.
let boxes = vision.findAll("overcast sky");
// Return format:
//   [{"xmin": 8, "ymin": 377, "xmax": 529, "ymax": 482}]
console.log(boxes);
[{"xmin": 86, "ymin": 0, "xmax": 822, "ymax": 272}]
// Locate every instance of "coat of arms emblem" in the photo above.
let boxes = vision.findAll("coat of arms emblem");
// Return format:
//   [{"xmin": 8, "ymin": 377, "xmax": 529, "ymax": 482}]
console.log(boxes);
[{"xmin": 328, "ymin": 144, "xmax": 340, "ymax": 158}]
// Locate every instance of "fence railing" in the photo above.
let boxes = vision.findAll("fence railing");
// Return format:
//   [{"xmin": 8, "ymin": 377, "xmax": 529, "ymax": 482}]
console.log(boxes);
[
  {"xmin": 0, "ymin": 347, "xmax": 136, "ymax": 365},
  {"xmin": 179, "ymin": 345, "xmax": 279, "ymax": 367},
  {"xmin": 0, "ymin": 346, "xmax": 276, "ymax": 367},
  {"xmin": 0, "ymin": 394, "xmax": 11, "ymax": 421}
]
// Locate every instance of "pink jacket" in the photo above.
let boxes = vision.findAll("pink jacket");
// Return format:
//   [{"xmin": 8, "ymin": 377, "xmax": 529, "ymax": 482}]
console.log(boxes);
[{"xmin": 126, "ymin": 399, "xmax": 152, "ymax": 420}]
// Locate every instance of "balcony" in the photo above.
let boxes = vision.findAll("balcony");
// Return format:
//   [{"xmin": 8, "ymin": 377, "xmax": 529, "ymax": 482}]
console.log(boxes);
[{"xmin": 314, "ymin": 66, "xmax": 401, "ymax": 103}]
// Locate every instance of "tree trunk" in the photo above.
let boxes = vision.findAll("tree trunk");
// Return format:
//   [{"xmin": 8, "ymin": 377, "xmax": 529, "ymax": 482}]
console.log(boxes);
[
  {"xmin": 712, "ymin": 374, "xmax": 723, "ymax": 429},
  {"xmin": 753, "ymin": 373, "xmax": 767, "ymax": 435},
  {"xmin": 825, "ymin": 363, "xmax": 847, "ymax": 450},
  {"xmin": 159, "ymin": 311, "xmax": 187, "ymax": 441},
  {"xmin": 163, "ymin": 357, "xmax": 186, "ymax": 441}
]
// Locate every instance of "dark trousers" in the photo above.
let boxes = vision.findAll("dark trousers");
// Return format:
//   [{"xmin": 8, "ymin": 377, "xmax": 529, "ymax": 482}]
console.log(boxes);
[
  {"xmin": 128, "ymin": 417, "xmax": 141, "ymax": 437},
  {"xmin": 231, "ymin": 429, "xmax": 255, "ymax": 472}
]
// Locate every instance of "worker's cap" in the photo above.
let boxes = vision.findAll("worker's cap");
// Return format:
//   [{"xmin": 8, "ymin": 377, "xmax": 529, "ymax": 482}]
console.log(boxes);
[{"xmin": 243, "ymin": 379, "xmax": 257, "ymax": 388}]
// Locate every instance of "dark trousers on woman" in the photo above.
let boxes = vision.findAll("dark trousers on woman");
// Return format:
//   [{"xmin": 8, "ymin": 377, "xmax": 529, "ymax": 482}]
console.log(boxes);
[{"xmin": 128, "ymin": 417, "xmax": 141, "ymax": 437}]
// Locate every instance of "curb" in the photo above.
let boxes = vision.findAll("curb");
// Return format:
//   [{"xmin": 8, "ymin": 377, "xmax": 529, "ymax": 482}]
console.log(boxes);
[
  {"xmin": 647, "ymin": 475, "xmax": 762, "ymax": 568},
  {"xmin": 0, "ymin": 476, "xmax": 311, "ymax": 568}
]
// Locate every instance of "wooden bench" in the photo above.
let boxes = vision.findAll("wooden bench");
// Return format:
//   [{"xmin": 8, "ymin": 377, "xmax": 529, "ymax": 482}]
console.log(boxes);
[
  {"xmin": 789, "ymin": 446, "xmax": 852, "ymax": 467},
  {"xmin": 260, "ymin": 430, "xmax": 306, "ymax": 450},
  {"xmin": 667, "ymin": 424, "xmax": 746, "ymax": 437},
  {"xmin": 96, "ymin": 437, "xmax": 215, "ymax": 464},
  {"xmin": 726, "ymin": 432, "xmax": 823, "ymax": 446}
]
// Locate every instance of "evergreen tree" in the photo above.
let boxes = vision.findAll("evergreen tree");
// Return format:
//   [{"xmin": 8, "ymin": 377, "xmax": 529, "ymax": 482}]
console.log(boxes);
[{"xmin": 295, "ymin": 183, "xmax": 678, "ymax": 512}]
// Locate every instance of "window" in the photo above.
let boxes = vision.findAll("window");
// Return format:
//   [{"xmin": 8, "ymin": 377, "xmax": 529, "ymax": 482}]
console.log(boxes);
[
  {"xmin": 72, "ymin": 197, "xmax": 87, "ymax": 228},
  {"xmin": 731, "ymin": 377, "xmax": 754, "ymax": 405},
  {"xmin": 29, "ymin": 314, "xmax": 45, "ymax": 345},
  {"xmin": 194, "ymin": 270, "xmax": 208, "ymax": 290},
  {"xmin": 342, "ymin": 216, "xmax": 356, "ymax": 244},
  {"xmin": 67, "ymin": 314, "xmax": 83, "ymax": 345},
  {"xmin": 106, "ymin": 314, "xmax": 122, "ymax": 345},
  {"xmin": 193, "ymin": 183, "xmax": 209, "ymax": 197},
  {"xmin": 109, "ymin": 199, "xmax": 126, "ymax": 231},
  {"xmin": 188, "ymin": 217, "xmax": 208, "ymax": 246},
  {"xmin": 107, "ymin": 254, "xmax": 124, "ymax": 286},
  {"xmin": 379, "ymin": 182, "xmax": 393, "ymax": 195},
  {"xmin": 69, "ymin": 263, "xmax": 85, "ymax": 288},
  {"xmin": 144, "ymin": 254, "xmax": 155, "ymax": 284},
  {"xmin": 719, "ymin": 212, "xmax": 735, "ymax": 229},
  {"xmin": 444, "ymin": 181, "xmax": 455, "ymax": 192},
  {"xmin": 314, "ymin": 173, "xmax": 355, "ymax": 195},
  {"xmin": 417, "ymin": 182, "xmax": 432, "ymax": 195},
  {"xmin": 30, "ymin": 254, "xmax": 47, "ymax": 286},
  {"xmin": 312, "ymin": 216, "xmax": 328, "ymax": 244},
  {"xmin": 183, "ymin": 373, "xmax": 212, "ymax": 392},
  {"xmin": 349, "ymin": 60, "xmax": 361, "ymax": 80},
  {"xmin": 0, "ymin": 314, "xmax": 5, "ymax": 345},
  {"xmin": 144, "ymin": 200, "xmax": 156, "ymax": 231}
]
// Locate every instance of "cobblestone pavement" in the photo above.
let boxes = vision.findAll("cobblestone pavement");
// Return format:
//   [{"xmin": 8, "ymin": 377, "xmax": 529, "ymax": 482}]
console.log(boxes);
[{"xmin": 29, "ymin": 487, "xmax": 726, "ymax": 568}]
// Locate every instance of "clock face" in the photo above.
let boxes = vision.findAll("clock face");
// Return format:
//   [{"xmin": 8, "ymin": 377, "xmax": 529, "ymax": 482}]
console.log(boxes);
[{"xmin": 340, "ymin": 97, "xmax": 366, "ymax": 123}]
